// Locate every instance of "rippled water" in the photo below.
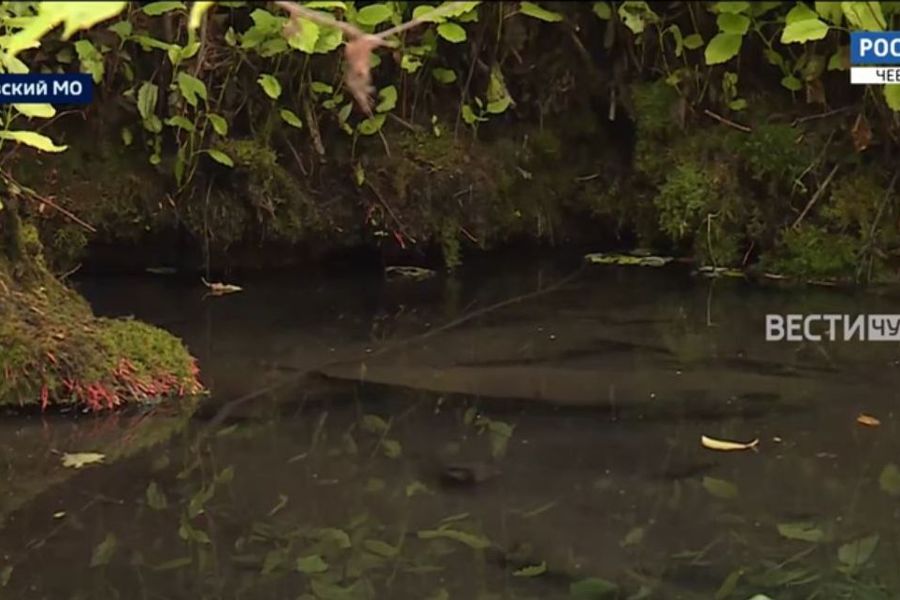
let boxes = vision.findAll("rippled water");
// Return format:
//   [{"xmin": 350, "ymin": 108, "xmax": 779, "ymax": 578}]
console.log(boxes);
[{"xmin": 3, "ymin": 258, "xmax": 900, "ymax": 599}]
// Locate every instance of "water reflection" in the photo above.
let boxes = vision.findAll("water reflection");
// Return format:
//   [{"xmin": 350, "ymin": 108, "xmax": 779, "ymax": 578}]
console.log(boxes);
[{"xmin": 2, "ymin": 260, "xmax": 900, "ymax": 599}]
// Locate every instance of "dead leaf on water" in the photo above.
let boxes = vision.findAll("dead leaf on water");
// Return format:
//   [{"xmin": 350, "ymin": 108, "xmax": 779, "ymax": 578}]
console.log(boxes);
[
  {"xmin": 857, "ymin": 413, "xmax": 881, "ymax": 427},
  {"xmin": 61, "ymin": 452, "xmax": 106, "ymax": 469},
  {"xmin": 201, "ymin": 277, "xmax": 243, "ymax": 296},
  {"xmin": 701, "ymin": 435, "xmax": 759, "ymax": 452}
]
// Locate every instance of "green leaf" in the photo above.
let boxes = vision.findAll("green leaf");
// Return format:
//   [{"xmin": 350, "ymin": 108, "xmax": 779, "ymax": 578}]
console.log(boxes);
[
  {"xmin": 592, "ymin": 2, "xmax": 612, "ymax": 19},
  {"xmin": 777, "ymin": 522, "xmax": 826, "ymax": 543},
  {"xmin": 717, "ymin": 13, "xmax": 750, "ymax": 34},
  {"xmin": 313, "ymin": 25, "xmax": 342, "ymax": 53},
  {"xmin": 728, "ymin": 98, "xmax": 748, "ymax": 110},
  {"xmin": 207, "ymin": 149, "xmax": 234, "ymax": 167},
  {"xmin": 417, "ymin": 528, "xmax": 491, "ymax": 549},
  {"xmin": 363, "ymin": 539, "xmax": 398, "ymax": 557},
  {"xmin": 486, "ymin": 65, "xmax": 512, "ymax": 115},
  {"xmin": 310, "ymin": 81, "xmax": 334, "ymax": 95},
  {"xmin": 886, "ymin": 85, "xmax": 900, "ymax": 111},
  {"xmin": 207, "ymin": 113, "xmax": 228, "ymax": 135},
  {"xmin": 142, "ymin": 1, "xmax": 185, "ymax": 16},
  {"xmin": 376, "ymin": 85, "xmax": 397, "ymax": 112},
  {"xmin": 702, "ymin": 476, "xmax": 738, "ymax": 499},
  {"xmin": 90, "ymin": 533, "xmax": 117, "ymax": 567},
  {"xmin": 296, "ymin": 554, "xmax": 329, "ymax": 574},
  {"xmin": 74, "ymin": 39, "xmax": 104, "ymax": 83},
  {"xmin": 121, "ymin": 127, "xmax": 133, "ymax": 146},
  {"xmin": 569, "ymin": 577, "xmax": 618, "ymax": 598},
  {"xmin": 618, "ymin": 1, "xmax": 657, "ymax": 33},
  {"xmin": 437, "ymin": 22, "xmax": 466, "ymax": 43},
  {"xmin": 879, "ymin": 463, "xmax": 900, "ymax": 494},
  {"xmin": 355, "ymin": 3, "xmax": 393, "ymax": 26},
  {"xmin": 837, "ymin": 534, "xmax": 879, "ymax": 572},
  {"xmin": 781, "ymin": 74, "xmax": 803, "ymax": 91},
  {"xmin": 828, "ymin": 46, "xmax": 849, "ymax": 71},
  {"xmin": 311, "ymin": 527, "xmax": 352, "ymax": 549},
  {"xmin": 785, "ymin": 2, "xmax": 819, "ymax": 22},
  {"xmin": 108, "ymin": 20, "xmax": 132, "ymax": 40},
  {"xmin": 143, "ymin": 115, "xmax": 163, "ymax": 134},
  {"xmin": 279, "ymin": 108, "xmax": 303, "ymax": 128},
  {"xmin": 781, "ymin": 18, "xmax": 829, "ymax": 43},
  {"xmin": 257, "ymin": 74, "xmax": 282, "ymax": 99},
  {"xmin": 0, "ymin": 130, "xmax": 67, "ymax": 152},
  {"xmin": 432, "ymin": 67, "xmax": 457, "ymax": 83},
  {"xmin": 401, "ymin": 54, "xmax": 422, "ymax": 72},
  {"xmin": 715, "ymin": 1, "xmax": 749, "ymax": 13},
  {"xmin": 189, "ymin": 1, "xmax": 214, "ymax": 29},
  {"xmin": 287, "ymin": 20, "xmax": 320, "ymax": 53},
  {"xmin": 146, "ymin": 481, "xmax": 168, "ymax": 510},
  {"xmin": 841, "ymin": 1, "xmax": 886, "ymax": 30},
  {"xmin": 177, "ymin": 72, "xmax": 207, "ymax": 107},
  {"xmin": 14, "ymin": 103, "xmax": 55, "ymax": 118},
  {"xmin": 358, "ymin": 113, "xmax": 386, "ymax": 135},
  {"xmin": 683, "ymin": 33, "xmax": 704, "ymax": 49},
  {"xmin": 704, "ymin": 32, "xmax": 742, "ymax": 65},
  {"xmin": 381, "ymin": 438, "xmax": 402, "ymax": 458},
  {"xmin": 165, "ymin": 115, "xmax": 195, "ymax": 131},
  {"xmin": 513, "ymin": 561, "xmax": 547, "ymax": 577},
  {"xmin": 519, "ymin": 2, "xmax": 563, "ymax": 22},
  {"xmin": 815, "ymin": 1, "xmax": 843, "ymax": 23}
]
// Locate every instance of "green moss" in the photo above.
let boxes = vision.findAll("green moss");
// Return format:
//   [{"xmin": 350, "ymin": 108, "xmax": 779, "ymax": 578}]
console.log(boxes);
[
  {"xmin": 762, "ymin": 224, "xmax": 860, "ymax": 280},
  {"xmin": 728, "ymin": 123, "xmax": 812, "ymax": 183},
  {"xmin": 655, "ymin": 162, "xmax": 715, "ymax": 241}
]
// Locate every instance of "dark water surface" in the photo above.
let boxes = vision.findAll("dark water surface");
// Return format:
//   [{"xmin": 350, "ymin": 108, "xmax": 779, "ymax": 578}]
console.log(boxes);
[{"xmin": 3, "ymin": 259, "xmax": 900, "ymax": 600}]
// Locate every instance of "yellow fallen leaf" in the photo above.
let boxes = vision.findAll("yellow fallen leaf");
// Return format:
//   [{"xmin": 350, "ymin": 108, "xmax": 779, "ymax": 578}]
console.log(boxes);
[
  {"xmin": 61, "ymin": 452, "xmax": 106, "ymax": 469},
  {"xmin": 857, "ymin": 413, "xmax": 881, "ymax": 427},
  {"xmin": 701, "ymin": 435, "xmax": 759, "ymax": 452}
]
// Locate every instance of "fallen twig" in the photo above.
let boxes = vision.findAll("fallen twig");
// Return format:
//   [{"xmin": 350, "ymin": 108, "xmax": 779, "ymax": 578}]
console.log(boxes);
[
  {"xmin": 1, "ymin": 172, "xmax": 97, "ymax": 233},
  {"xmin": 703, "ymin": 109, "xmax": 751, "ymax": 133},
  {"xmin": 792, "ymin": 163, "xmax": 839, "ymax": 229}
]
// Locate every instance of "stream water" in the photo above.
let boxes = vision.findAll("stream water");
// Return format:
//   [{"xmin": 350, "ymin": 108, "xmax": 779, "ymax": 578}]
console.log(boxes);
[{"xmin": 3, "ymin": 257, "xmax": 900, "ymax": 600}]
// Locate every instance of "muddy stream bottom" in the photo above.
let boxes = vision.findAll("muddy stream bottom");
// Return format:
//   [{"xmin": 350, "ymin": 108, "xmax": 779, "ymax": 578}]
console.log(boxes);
[{"xmin": 3, "ymin": 259, "xmax": 900, "ymax": 600}]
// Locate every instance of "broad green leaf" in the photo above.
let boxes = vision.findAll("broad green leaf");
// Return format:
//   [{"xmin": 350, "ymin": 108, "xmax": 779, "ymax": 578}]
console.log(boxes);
[
  {"xmin": 358, "ymin": 113, "xmax": 386, "ymax": 135},
  {"xmin": 108, "ymin": 20, "xmax": 132, "ymax": 40},
  {"xmin": 137, "ymin": 81, "xmax": 158, "ymax": 120},
  {"xmin": 306, "ymin": 1, "xmax": 347, "ymax": 8},
  {"xmin": 207, "ymin": 113, "xmax": 228, "ymax": 135},
  {"xmin": 355, "ymin": 3, "xmax": 393, "ymax": 26},
  {"xmin": 838, "ymin": 534, "xmax": 879, "ymax": 572},
  {"xmin": 513, "ymin": 561, "xmax": 547, "ymax": 577},
  {"xmin": 279, "ymin": 108, "xmax": 303, "ymax": 128},
  {"xmin": 715, "ymin": 1, "xmax": 749, "ymax": 13},
  {"xmin": 486, "ymin": 65, "xmax": 512, "ymax": 115},
  {"xmin": 257, "ymin": 74, "xmax": 282, "ymax": 99},
  {"xmin": 376, "ymin": 85, "xmax": 397, "ymax": 112},
  {"xmin": 715, "ymin": 569, "xmax": 743, "ymax": 600},
  {"xmin": 886, "ymin": 85, "xmax": 900, "ymax": 111},
  {"xmin": 717, "ymin": 13, "xmax": 750, "ymax": 34},
  {"xmin": 786, "ymin": 2, "xmax": 819, "ymax": 22},
  {"xmin": 74, "ymin": 39, "xmax": 104, "ymax": 83},
  {"xmin": 781, "ymin": 18, "xmax": 829, "ymax": 43},
  {"xmin": 570, "ymin": 577, "xmax": 618, "ymax": 599},
  {"xmin": 189, "ymin": 1, "xmax": 214, "ymax": 29},
  {"xmin": 618, "ymin": 1, "xmax": 657, "ymax": 33},
  {"xmin": 432, "ymin": 67, "xmax": 457, "ymax": 83},
  {"xmin": 310, "ymin": 81, "xmax": 334, "ymax": 95},
  {"xmin": 841, "ymin": 1, "xmax": 886, "ymax": 30},
  {"xmin": 165, "ymin": 115, "xmax": 195, "ymax": 131},
  {"xmin": 592, "ymin": 2, "xmax": 612, "ymax": 19},
  {"xmin": 781, "ymin": 74, "xmax": 803, "ymax": 91},
  {"xmin": 828, "ymin": 46, "xmax": 849, "ymax": 70},
  {"xmin": 401, "ymin": 54, "xmax": 422, "ymax": 72},
  {"xmin": 702, "ymin": 476, "xmax": 738, "ymax": 499},
  {"xmin": 142, "ymin": 1, "xmax": 185, "ymax": 16},
  {"xmin": 684, "ymin": 33, "xmax": 704, "ymax": 49},
  {"xmin": 418, "ymin": 528, "xmax": 491, "ymax": 549},
  {"xmin": 296, "ymin": 554, "xmax": 329, "ymax": 574},
  {"xmin": 313, "ymin": 25, "xmax": 342, "ymax": 53},
  {"xmin": 777, "ymin": 522, "xmax": 826, "ymax": 543},
  {"xmin": 815, "ymin": 1, "xmax": 844, "ymax": 23},
  {"xmin": 519, "ymin": 2, "xmax": 563, "ymax": 22},
  {"xmin": 146, "ymin": 481, "xmax": 168, "ymax": 510},
  {"xmin": 287, "ymin": 20, "xmax": 320, "ymax": 53},
  {"xmin": 177, "ymin": 72, "xmax": 207, "ymax": 106},
  {"xmin": 90, "ymin": 533, "xmax": 117, "ymax": 567},
  {"xmin": 5, "ymin": 2, "xmax": 126, "ymax": 56},
  {"xmin": 143, "ymin": 115, "xmax": 163, "ymax": 133},
  {"xmin": 437, "ymin": 22, "xmax": 466, "ymax": 43},
  {"xmin": 207, "ymin": 149, "xmax": 234, "ymax": 167},
  {"xmin": 14, "ymin": 103, "xmax": 55, "ymax": 118},
  {"xmin": 705, "ymin": 32, "xmax": 742, "ymax": 65}
]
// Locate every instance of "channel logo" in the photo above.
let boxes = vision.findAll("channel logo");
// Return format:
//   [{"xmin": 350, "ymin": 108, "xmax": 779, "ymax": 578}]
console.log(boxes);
[{"xmin": 850, "ymin": 31, "xmax": 900, "ymax": 85}]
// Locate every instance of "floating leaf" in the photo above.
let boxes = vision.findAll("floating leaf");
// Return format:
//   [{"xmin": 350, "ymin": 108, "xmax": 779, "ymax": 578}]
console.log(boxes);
[
  {"xmin": 61, "ymin": 452, "xmax": 105, "ymax": 468},
  {"xmin": 519, "ymin": 2, "xmax": 563, "ymax": 22},
  {"xmin": 513, "ymin": 561, "xmax": 547, "ymax": 577},
  {"xmin": 90, "ymin": 533, "xmax": 117, "ymax": 567},
  {"xmin": 700, "ymin": 435, "xmax": 758, "ymax": 451},
  {"xmin": 418, "ymin": 528, "xmax": 491, "ymax": 549},
  {"xmin": 857, "ymin": 413, "xmax": 880, "ymax": 427},
  {"xmin": 879, "ymin": 463, "xmax": 900, "ymax": 496},
  {"xmin": 296, "ymin": 554, "xmax": 329, "ymax": 574},
  {"xmin": 702, "ymin": 476, "xmax": 738, "ymax": 499},
  {"xmin": 279, "ymin": 108, "xmax": 303, "ymax": 129},
  {"xmin": 777, "ymin": 522, "xmax": 826, "ymax": 543},
  {"xmin": 201, "ymin": 277, "xmax": 241, "ymax": 294},
  {"xmin": 585, "ymin": 253, "xmax": 673, "ymax": 267}
]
